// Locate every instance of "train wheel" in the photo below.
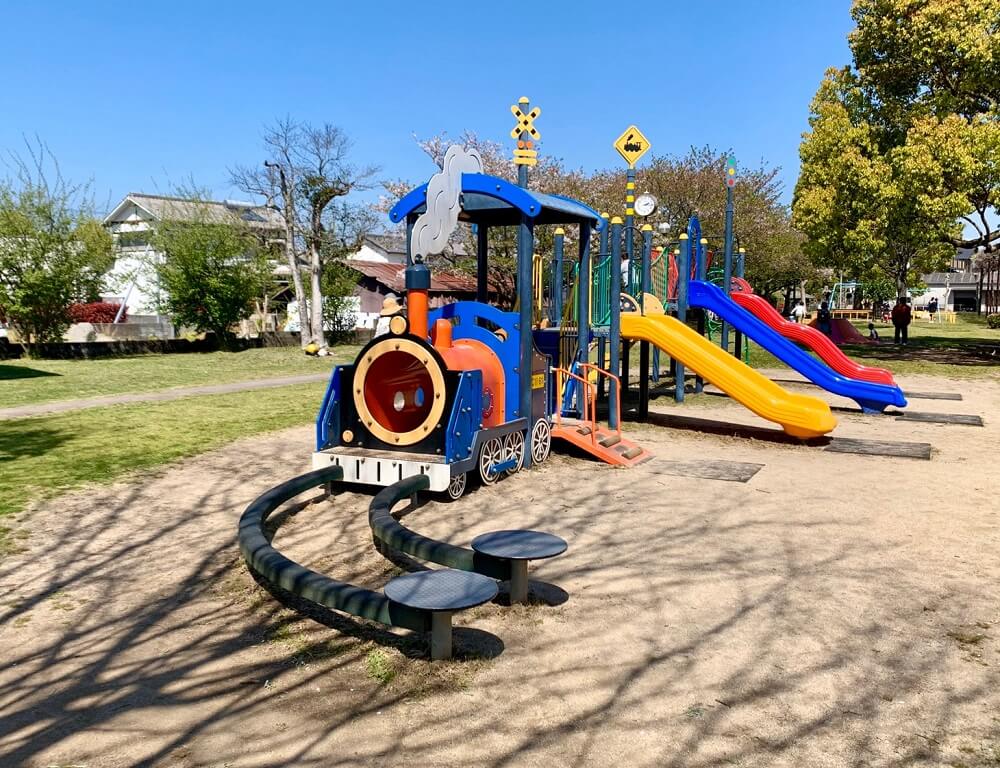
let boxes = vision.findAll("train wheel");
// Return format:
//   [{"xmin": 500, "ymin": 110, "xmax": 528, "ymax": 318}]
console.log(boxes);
[
  {"xmin": 478, "ymin": 437, "xmax": 504, "ymax": 485},
  {"xmin": 502, "ymin": 431, "xmax": 525, "ymax": 476},
  {"xmin": 445, "ymin": 472, "xmax": 467, "ymax": 501},
  {"xmin": 531, "ymin": 419, "xmax": 551, "ymax": 465}
]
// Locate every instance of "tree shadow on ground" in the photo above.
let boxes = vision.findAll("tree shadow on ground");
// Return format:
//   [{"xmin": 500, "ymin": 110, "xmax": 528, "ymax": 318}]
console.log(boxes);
[
  {"xmin": 0, "ymin": 423, "xmax": 71, "ymax": 462},
  {"xmin": 0, "ymin": 364, "xmax": 60, "ymax": 381},
  {"xmin": 843, "ymin": 337, "xmax": 1000, "ymax": 366}
]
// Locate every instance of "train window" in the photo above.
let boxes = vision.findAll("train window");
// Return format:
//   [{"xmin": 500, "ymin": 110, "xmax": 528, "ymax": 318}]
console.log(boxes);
[
  {"xmin": 414, "ymin": 387, "xmax": 425, "ymax": 407},
  {"xmin": 393, "ymin": 391, "xmax": 405, "ymax": 412}
]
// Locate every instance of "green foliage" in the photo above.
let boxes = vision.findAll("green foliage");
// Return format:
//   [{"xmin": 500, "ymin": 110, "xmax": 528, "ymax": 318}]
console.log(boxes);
[
  {"xmin": 987, "ymin": 313, "xmax": 1000, "ymax": 329},
  {"xmin": 796, "ymin": 0, "xmax": 1000, "ymax": 285},
  {"xmin": 0, "ymin": 146, "xmax": 113, "ymax": 352},
  {"xmin": 321, "ymin": 259, "xmax": 361, "ymax": 343},
  {"xmin": 153, "ymin": 204, "xmax": 271, "ymax": 348}
]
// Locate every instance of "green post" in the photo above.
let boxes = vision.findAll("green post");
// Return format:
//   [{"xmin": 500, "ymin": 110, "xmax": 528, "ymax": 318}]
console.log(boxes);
[
  {"xmin": 675, "ymin": 233, "xmax": 689, "ymax": 403},
  {"xmin": 609, "ymin": 217, "xmax": 623, "ymax": 429}
]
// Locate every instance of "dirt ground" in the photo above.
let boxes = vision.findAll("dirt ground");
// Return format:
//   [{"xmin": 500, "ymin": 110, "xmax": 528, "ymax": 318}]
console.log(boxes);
[{"xmin": 1, "ymin": 371, "xmax": 998, "ymax": 768}]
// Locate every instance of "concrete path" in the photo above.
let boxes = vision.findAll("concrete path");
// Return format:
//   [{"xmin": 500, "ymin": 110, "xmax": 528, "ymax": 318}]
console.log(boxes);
[{"xmin": 0, "ymin": 373, "xmax": 331, "ymax": 420}]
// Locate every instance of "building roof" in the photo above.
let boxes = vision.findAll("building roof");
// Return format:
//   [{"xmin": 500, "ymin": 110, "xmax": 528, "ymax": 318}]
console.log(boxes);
[
  {"xmin": 348, "ymin": 260, "xmax": 481, "ymax": 294},
  {"xmin": 922, "ymin": 271, "xmax": 980, "ymax": 286},
  {"xmin": 103, "ymin": 193, "xmax": 284, "ymax": 230}
]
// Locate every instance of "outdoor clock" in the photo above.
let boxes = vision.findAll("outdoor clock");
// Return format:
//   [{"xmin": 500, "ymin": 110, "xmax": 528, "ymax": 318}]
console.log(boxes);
[{"xmin": 634, "ymin": 193, "xmax": 657, "ymax": 217}]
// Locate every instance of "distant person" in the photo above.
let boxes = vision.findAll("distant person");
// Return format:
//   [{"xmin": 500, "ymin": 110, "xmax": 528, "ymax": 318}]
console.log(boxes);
[
  {"xmin": 792, "ymin": 300, "xmax": 806, "ymax": 324},
  {"xmin": 927, "ymin": 296, "xmax": 939, "ymax": 322},
  {"xmin": 817, "ymin": 301, "xmax": 833, "ymax": 338},
  {"xmin": 374, "ymin": 294, "xmax": 403, "ymax": 337},
  {"xmin": 891, "ymin": 296, "xmax": 912, "ymax": 344},
  {"xmin": 868, "ymin": 322, "xmax": 880, "ymax": 341}
]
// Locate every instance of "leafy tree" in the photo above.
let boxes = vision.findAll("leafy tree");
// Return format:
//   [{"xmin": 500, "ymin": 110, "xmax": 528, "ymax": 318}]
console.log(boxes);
[
  {"xmin": 0, "ymin": 143, "xmax": 113, "ymax": 353},
  {"xmin": 231, "ymin": 119, "xmax": 378, "ymax": 350},
  {"xmin": 152, "ymin": 202, "xmax": 271, "ymax": 348},
  {"xmin": 795, "ymin": 0, "xmax": 1000, "ymax": 294}
]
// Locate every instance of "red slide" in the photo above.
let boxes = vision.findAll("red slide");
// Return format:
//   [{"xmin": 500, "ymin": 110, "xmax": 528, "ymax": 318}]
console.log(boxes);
[{"xmin": 729, "ymin": 283, "xmax": 897, "ymax": 386}]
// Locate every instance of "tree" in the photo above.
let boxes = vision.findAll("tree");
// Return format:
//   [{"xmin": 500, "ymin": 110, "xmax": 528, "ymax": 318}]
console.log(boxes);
[
  {"xmin": 795, "ymin": 0, "xmax": 1000, "ymax": 293},
  {"xmin": 0, "ymin": 142, "xmax": 113, "ymax": 353},
  {"xmin": 231, "ymin": 119, "xmax": 378, "ymax": 350},
  {"xmin": 152, "ymin": 200, "xmax": 271, "ymax": 348},
  {"xmin": 794, "ymin": 68, "xmax": 955, "ymax": 293}
]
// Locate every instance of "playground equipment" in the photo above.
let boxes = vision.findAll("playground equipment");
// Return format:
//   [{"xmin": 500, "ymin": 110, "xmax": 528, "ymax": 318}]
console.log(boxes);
[{"xmin": 730, "ymin": 277, "xmax": 897, "ymax": 386}]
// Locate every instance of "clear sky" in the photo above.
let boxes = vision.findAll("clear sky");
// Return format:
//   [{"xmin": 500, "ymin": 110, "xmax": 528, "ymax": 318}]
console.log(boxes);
[{"xmin": 0, "ymin": 1, "xmax": 854, "ymax": 216}]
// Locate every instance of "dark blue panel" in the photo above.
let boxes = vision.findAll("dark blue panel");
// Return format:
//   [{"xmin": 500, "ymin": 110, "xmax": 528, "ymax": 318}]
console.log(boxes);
[
  {"xmin": 445, "ymin": 370, "xmax": 483, "ymax": 464},
  {"xmin": 315, "ymin": 365, "xmax": 343, "ymax": 450},
  {"xmin": 687, "ymin": 281, "xmax": 908, "ymax": 412}
]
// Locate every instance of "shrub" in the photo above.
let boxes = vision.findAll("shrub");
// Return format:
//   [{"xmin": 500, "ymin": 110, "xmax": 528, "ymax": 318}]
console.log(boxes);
[
  {"xmin": 986, "ymin": 314, "xmax": 1000, "ymax": 329},
  {"xmin": 68, "ymin": 301, "xmax": 126, "ymax": 324}
]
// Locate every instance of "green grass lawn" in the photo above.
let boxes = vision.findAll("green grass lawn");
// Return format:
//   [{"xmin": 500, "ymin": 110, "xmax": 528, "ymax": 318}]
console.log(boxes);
[
  {"xmin": 0, "ymin": 381, "xmax": 327, "ymax": 555},
  {"xmin": 0, "ymin": 346, "xmax": 360, "ymax": 408}
]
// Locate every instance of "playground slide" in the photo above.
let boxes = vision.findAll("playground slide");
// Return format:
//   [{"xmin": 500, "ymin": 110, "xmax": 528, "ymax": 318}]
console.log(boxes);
[
  {"xmin": 730, "ymin": 291, "xmax": 897, "ymax": 386},
  {"xmin": 687, "ymin": 281, "xmax": 907, "ymax": 412},
  {"xmin": 809, "ymin": 317, "xmax": 874, "ymax": 345},
  {"xmin": 620, "ymin": 313, "xmax": 836, "ymax": 439}
]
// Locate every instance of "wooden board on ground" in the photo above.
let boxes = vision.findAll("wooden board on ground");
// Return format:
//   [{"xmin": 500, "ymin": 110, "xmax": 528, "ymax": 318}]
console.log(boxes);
[
  {"xmin": 902, "ymin": 390, "xmax": 963, "ymax": 401},
  {"xmin": 646, "ymin": 459, "xmax": 764, "ymax": 483},
  {"xmin": 894, "ymin": 411, "xmax": 983, "ymax": 426},
  {"xmin": 825, "ymin": 437, "xmax": 932, "ymax": 460}
]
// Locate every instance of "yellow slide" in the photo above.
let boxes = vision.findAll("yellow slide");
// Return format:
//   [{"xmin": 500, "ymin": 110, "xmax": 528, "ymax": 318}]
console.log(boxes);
[{"xmin": 621, "ymin": 313, "xmax": 837, "ymax": 439}]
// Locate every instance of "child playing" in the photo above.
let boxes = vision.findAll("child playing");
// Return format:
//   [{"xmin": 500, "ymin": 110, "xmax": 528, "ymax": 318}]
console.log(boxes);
[{"xmin": 868, "ymin": 322, "xmax": 879, "ymax": 341}]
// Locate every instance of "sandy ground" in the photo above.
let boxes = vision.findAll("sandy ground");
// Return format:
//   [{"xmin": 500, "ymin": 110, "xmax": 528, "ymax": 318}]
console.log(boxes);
[{"xmin": 1, "ymin": 371, "xmax": 998, "ymax": 768}]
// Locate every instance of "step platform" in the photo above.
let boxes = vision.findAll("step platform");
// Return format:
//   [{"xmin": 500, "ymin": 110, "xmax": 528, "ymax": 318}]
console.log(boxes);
[{"xmin": 551, "ymin": 421, "xmax": 653, "ymax": 467}]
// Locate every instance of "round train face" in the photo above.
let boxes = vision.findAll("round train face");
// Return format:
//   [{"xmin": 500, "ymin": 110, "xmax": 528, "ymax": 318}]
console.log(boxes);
[{"xmin": 351, "ymin": 336, "xmax": 447, "ymax": 447}]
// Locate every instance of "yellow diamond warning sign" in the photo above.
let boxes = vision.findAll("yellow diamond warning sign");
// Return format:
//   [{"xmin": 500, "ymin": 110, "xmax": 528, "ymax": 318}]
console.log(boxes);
[{"xmin": 614, "ymin": 125, "xmax": 651, "ymax": 168}]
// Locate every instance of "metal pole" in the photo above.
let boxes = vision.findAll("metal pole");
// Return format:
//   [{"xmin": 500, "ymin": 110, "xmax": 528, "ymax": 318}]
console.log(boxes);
[
  {"xmin": 609, "ymin": 217, "xmax": 623, "ymax": 429},
  {"xmin": 639, "ymin": 225, "xmax": 653, "ymax": 422},
  {"xmin": 476, "ymin": 224, "xmax": 489, "ymax": 303},
  {"xmin": 552, "ymin": 228, "xmax": 564, "ymax": 325},
  {"xmin": 405, "ymin": 216, "xmax": 415, "ymax": 266},
  {"xmin": 625, "ymin": 167, "xmax": 636, "ymax": 272},
  {"xmin": 675, "ymin": 233, "xmax": 689, "ymax": 403}
]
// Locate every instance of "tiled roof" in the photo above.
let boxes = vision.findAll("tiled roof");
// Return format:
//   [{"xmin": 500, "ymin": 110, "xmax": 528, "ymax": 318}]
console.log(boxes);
[
  {"xmin": 364, "ymin": 232, "xmax": 468, "ymax": 257},
  {"xmin": 105, "ymin": 193, "xmax": 284, "ymax": 230},
  {"xmin": 347, "ymin": 260, "xmax": 480, "ymax": 294},
  {"xmin": 922, "ymin": 271, "xmax": 980, "ymax": 286}
]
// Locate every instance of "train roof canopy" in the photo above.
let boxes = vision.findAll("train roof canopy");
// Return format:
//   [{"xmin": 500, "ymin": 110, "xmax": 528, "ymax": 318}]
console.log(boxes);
[{"xmin": 388, "ymin": 173, "xmax": 605, "ymax": 231}]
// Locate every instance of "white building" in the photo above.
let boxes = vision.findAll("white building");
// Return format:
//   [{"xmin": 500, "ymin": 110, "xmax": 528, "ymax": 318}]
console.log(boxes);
[{"xmin": 101, "ymin": 193, "xmax": 285, "ymax": 337}]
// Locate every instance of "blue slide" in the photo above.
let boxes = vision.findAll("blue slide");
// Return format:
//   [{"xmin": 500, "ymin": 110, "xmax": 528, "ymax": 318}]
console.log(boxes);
[{"xmin": 688, "ymin": 281, "xmax": 907, "ymax": 413}]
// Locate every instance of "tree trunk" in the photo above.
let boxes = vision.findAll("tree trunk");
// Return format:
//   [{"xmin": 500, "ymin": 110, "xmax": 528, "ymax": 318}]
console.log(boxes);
[{"xmin": 309, "ymin": 239, "xmax": 324, "ymax": 349}]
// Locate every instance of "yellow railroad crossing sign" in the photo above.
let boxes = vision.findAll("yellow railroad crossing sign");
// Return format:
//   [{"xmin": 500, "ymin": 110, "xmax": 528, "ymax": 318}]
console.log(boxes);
[
  {"xmin": 510, "ymin": 104, "xmax": 541, "ymax": 140},
  {"xmin": 614, "ymin": 124, "xmax": 651, "ymax": 168}
]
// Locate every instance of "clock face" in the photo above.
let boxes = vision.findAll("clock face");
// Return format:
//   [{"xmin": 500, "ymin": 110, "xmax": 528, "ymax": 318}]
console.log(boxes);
[{"xmin": 634, "ymin": 193, "xmax": 657, "ymax": 217}]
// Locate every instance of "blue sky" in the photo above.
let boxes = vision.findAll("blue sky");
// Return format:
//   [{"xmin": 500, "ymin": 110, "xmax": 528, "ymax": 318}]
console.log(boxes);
[{"xmin": 0, "ymin": 1, "xmax": 854, "ymax": 216}]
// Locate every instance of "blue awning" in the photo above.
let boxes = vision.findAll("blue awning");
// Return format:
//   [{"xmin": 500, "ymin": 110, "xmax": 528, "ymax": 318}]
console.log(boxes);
[{"xmin": 388, "ymin": 173, "xmax": 605, "ymax": 231}]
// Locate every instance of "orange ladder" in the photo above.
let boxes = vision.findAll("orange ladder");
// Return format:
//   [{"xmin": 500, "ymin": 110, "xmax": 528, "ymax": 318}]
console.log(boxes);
[{"xmin": 551, "ymin": 364, "xmax": 652, "ymax": 467}]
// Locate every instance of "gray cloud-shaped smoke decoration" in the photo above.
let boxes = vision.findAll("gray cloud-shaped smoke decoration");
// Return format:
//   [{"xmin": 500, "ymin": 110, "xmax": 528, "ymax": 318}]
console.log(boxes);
[{"xmin": 411, "ymin": 145, "xmax": 483, "ymax": 259}]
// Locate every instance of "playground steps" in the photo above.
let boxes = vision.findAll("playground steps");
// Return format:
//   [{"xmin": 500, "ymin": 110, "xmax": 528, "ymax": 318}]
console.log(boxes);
[{"xmin": 551, "ymin": 422, "xmax": 653, "ymax": 467}]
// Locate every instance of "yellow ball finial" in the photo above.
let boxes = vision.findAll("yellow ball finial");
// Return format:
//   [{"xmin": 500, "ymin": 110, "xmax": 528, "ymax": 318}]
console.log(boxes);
[
  {"xmin": 679, "ymin": 233, "xmax": 689, "ymax": 240},
  {"xmin": 554, "ymin": 227, "xmax": 565, "ymax": 235},
  {"xmin": 641, "ymin": 224, "xmax": 653, "ymax": 232},
  {"xmin": 700, "ymin": 237, "xmax": 708, "ymax": 245},
  {"xmin": 600, "ymin": 212, "xmax": 610, "ymax": 219},
  {"xmin": 739, "ymin": 247, "xmax": 746, "ymax": 254},
  {"xmin": 518, "ymin": 96, "xmax": 529, "ymax": 104},
  {"xmin": 610, "ymin": 216, "xmax": 624, "ymax": 225}
]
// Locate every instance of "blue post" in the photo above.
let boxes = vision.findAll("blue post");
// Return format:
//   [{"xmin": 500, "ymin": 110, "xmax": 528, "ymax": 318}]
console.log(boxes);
[
  {"xmin": 515, "ymin": 97, "xmax": 533, "ymax": 467},
  {"xmin": 597, "ymin": 212, "xmax": 609, "ymax": 400},
  {"xmin": 638, "ymin": 224, "xmax": 653, "ymax": 420},
  {"xmin": 552, "ymin": 228, "xmax": 564, "ymax": 325},
  {"xmin": 625, "ymin": 168, "xmax": 636, "ymax": 278},
  {"xmin": 609, "ymin": 217, "xmax": 623, "ymax": 428},
  {"xmin": 675, "ymin": 232, "xmax": 689, "ymax": 403},
  {"xmin": 577, "ymin": 225, "xmax": 591, "ymax": 414},
  {"xmin": 734, "ymin": 246, "xmax": 746, "ymax": 358},
  {"xmin": 476, "ymin": 224, "xmax": 489, "ymax": 302}
]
